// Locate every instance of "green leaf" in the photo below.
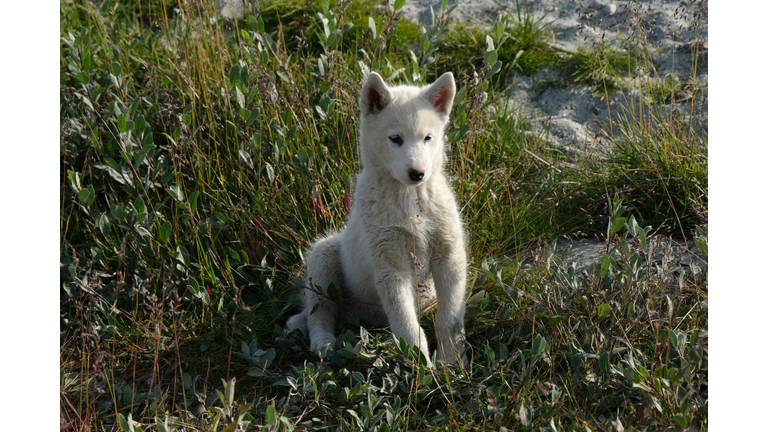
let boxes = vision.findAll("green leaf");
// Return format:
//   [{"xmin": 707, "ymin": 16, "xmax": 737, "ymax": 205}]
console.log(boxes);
[
  {"xmin": 484, "ymin": 49, "xmax": 498, "ymax": 67},
  {"xmin": 532, "ymin": 334, "xmax": 547, "ymax": 355},
  {"xmin": 187, "ymin": 276, "xmax": 201, "ymax": 295},
  {"xmin": 621, "ymin": 364, "xmax": 635, "ymax": 383},
  {"xmin": 487, "ymin": 59, "xmax": 503, "ymax": 78},
  {"xmin": 83, "ymin": 53, "xmax": 93, "ymax": 73},
  {"xmin": 596, "ymin": 303, "xmax": 611, "ymax": 319},
  {"xmin": 246, "ymin": 107, "xmax": 261, "ymax": 126},
  {"xmin": 485, "ymin": 35, "xmax": 495, "ymax": 52},
  {"xmin": 188, "ymin": 190, "xmax": 199, "ymax": 213},
  {"xmin": 262, "ymin": 348, "xmax": 276, "ymax": 368},
  {"xmin": 399, "ymin": 337, "xmax": 409, "ymax": 354},
  {"xmin": 155, "ymin": 417, "xmax": 168, "ymax": 432},
  {"xmin": 600, "ymin": 255, "xmax": 612, "ymax": 274},
  {"xmin": 266, "ymin": 404, "xmax": 276, "ymax": 425},
  {"xmin": 368, "ymin": 17, "xmax": 377, "ymax": 38},
  {"xmin": 117, "ymin": 413, "xmax": 132, "ymax": 432},
  {"xmin": 77, "ymin": 72, "xmax": 89, "ymax": 85},
  {"xmin": 493, "ymin": 19, "xmax": 504, "ymax": 41},
  {"xmin": 611, "ymin": 216, "xmax": 627, "ymax": 233},
  {"xmin": 224, "ymin": 377, "xmax": 236, "ymax": 409},
  {"xmin": 694, "ymin": 236, "xmax": 708, "ymax": 256},
  {"xmin": 97, "ymin": 213, "xmax": 111, "ymax": 235},
  {"xmin": 265, "ymin": 163, "xmax": 275, "ymax": 184},
  {"xmin": 109, "ymin": 204, "xmax": 125, "ymax": 222},
  {"xmin": 636, "ymin": 363, "xmax": 649, "ymax": 380},
  {"xmin": 394, "ymin": 0, "xmax": 406, "ymax": 10},
  {"xmin": 176, "ymin": 245, "xmax": 190, "ymax": 266},
  {"xmin": 228, "ymin": 248, "xmax": 239, "ymax": 261},
  {"xmin": 247, "ymin": 366, "xmax": 268, "ymax": 377},
  {"xmin": 666, "ymin": 295, "xmax": 674, "ymax": 322},
  {"xmin": 133, "ymin": 115, "xmax": 146, "ymax": 134},
  {"xmin": 167, "ymin": 185, "xmax": 184, "ymax": 202},
  {"xmin": 221, "ymin": 424, "xmax": 238, "ymax": 432},
  {"xmin": 77, "ymin": 188, "xmax": 91, "ymax": 204},
  {"xmin": 133, "ymin": 196, "xmax": 146, "ymax": 216},
  {"xmin": 627, "ymin": 215, "xmax": 639, "ymax": 236},
  {"xmin": 276, "ymin": 71, "xmax": 291, "ymax": 83},
  {"xmin": 235, "ymin": 86, "xmax": 245, "ymax": 109},
  {"xmin": 186, "ymin": 277, "xmax": 210, "ymax": 305},
  {"xmin": 158, "ymin": 221, "xmax": 172, "ymax": 243},
  {"xmin": 86, "ymin": 185, "xmax": 96, "ymax": 205},
  {"xmin": 239, "ymin": 148, "xmax": 253, "ymax": 168},
  {"xmin": 518, "ymin": 404, "xmax": 530, "ymax": 427},
  {"xmin": 673, "ymin": 414, "xmax": 689, "ymax": 429},
  {"xmin": 229, "ymin": 64, "xmax": 241, "ymax": 84},
  {"xmin": 117, "ymin": 114, "xmax": 126, "ymax": 133},
  {"xmin": 598, "ymin": 352, "xmax": 610, "ymax": 375},
  {"xmin": 120, "ymin": 165, "xmax": 134, "ymax": 188},
  {"xmin": 67, "ymin": 170, "xmax": 81, "ymax": 192},
  {"xmin": 135, "ymin": 225, "xmax": 152, "ymax": 238}
]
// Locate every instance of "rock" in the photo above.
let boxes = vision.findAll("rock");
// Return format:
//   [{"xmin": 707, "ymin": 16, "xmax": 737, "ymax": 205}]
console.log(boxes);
[
  {"xmin": 546, "ymin": 117, "xmax": 594, "ymax": 148},
  {"xmin": 218, "ymin": 0, "xmax": 244, "ymax": 20},
  {"xmin": 398, "ymin": 0, "xmax": 707, "ymax": 157}
]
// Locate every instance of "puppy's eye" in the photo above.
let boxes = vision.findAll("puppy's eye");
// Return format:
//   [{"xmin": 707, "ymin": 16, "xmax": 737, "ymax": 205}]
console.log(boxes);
[
  {"xmin": 424, "ymin": 135, "xmax": 432, "ymax": 142},
  {"xmin": 388, "ymin": 135, "xmax": 403, "ymax": 145}
]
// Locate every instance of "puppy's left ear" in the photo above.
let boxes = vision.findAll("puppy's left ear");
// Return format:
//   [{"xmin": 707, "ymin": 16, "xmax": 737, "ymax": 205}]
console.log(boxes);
[{"xmin": 422, "ymin": 72, "xmax": 456, "ymax": 117}]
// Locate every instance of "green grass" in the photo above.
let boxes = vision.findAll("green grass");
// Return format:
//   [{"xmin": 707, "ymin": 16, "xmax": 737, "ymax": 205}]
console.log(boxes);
[
  {"xmin": 645, "ymin": 74, "xmax": 680, "ymax": 105},
  {"xmin": 566, "ymin": 44, "xmax": 636, "ymax": 96},
  {"xmin": 497, "ymin": 2, "xmax": 560, "ymax": 75},
  {"xmin": 60, "ymin": 0, "xmax": 707, "ymax": 430},
  {"xmin": 433, "ymin": 4, "xmax": 561, "ymax": 81}
]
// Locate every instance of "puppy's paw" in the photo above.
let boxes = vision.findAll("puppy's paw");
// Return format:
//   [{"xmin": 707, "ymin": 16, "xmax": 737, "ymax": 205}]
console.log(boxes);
[
  {"xmin": 309, "ymin": 332, "xmax": 336, "ymax": 354},
  {"xmin": 285, "ymin": 312, "xmax": 308, "ymax": 336},
  {"xmin": 436, "ymin": 341, "xmax": 468, "ymax": 367}
]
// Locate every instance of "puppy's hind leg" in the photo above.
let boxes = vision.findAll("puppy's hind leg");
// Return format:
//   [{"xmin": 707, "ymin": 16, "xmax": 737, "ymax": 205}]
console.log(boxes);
[{"xmin": 303, "ymin": 234, "xmax": 345, "ymax": 354}]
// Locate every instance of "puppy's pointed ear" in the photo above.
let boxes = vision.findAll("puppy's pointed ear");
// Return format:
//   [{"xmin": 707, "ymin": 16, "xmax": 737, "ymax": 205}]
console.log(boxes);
[
  {"xmin": 360, "ymin": 72, "xmax": 393, "ymax": 115},
  {"xmin": 422, "ymin": 72, "xmax": 456, "ymax": 117}
]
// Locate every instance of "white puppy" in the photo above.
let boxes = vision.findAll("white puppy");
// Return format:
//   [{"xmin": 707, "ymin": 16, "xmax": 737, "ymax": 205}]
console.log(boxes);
[{"xmin": 286, "ymin": 72, "xmax": 467, "ymax": 365}]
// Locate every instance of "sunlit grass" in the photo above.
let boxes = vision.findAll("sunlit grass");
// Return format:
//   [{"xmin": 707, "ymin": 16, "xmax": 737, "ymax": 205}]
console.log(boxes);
[{"xmin": 60, "ymin": 0, "xmax": 707, "ymax": 430}]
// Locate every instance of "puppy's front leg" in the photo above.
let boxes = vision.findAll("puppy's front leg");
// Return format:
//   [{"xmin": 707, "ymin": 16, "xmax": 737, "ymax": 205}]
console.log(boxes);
[
  {"xmin": 431, "ymin": 247, "xmax": 468, "ymax": 365},
  {"xmin": 375, "ymin": 269, "xmax": 432, "ymax": 365}
]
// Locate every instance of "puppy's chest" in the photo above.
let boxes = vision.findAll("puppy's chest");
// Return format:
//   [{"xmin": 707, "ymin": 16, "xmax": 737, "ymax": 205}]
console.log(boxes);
[
  {"xmin": 376, "ymin": 200, "xmax": 440, "ymax": 265},
  {"xmin": 379, "ymin": 195, "xmax": 438, "ymax": 234}
]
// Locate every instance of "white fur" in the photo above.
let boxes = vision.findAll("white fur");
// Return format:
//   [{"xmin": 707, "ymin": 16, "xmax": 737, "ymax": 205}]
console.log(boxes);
[{"xmin": 285, "ymin": 72, "xmax": 467, "ymax": 366}]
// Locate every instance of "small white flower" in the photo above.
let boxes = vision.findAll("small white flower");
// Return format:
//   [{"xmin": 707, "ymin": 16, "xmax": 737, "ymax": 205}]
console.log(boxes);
[{"xmin": 218, "ymin": 0, "xmax": 245, "ymax": 20}]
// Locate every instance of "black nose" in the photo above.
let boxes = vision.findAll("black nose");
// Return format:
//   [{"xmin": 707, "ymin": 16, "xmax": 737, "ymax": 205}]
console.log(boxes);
[{"xmin": 408, "ymin": 169, "xmax": 424, "ymax": 182}]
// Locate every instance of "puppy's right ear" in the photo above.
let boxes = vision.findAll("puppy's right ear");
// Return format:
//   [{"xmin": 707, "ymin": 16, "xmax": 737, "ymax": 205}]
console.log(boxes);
[{"xmin": 359, "ymin": 72, "xmax": 393, "ymax": 115}]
